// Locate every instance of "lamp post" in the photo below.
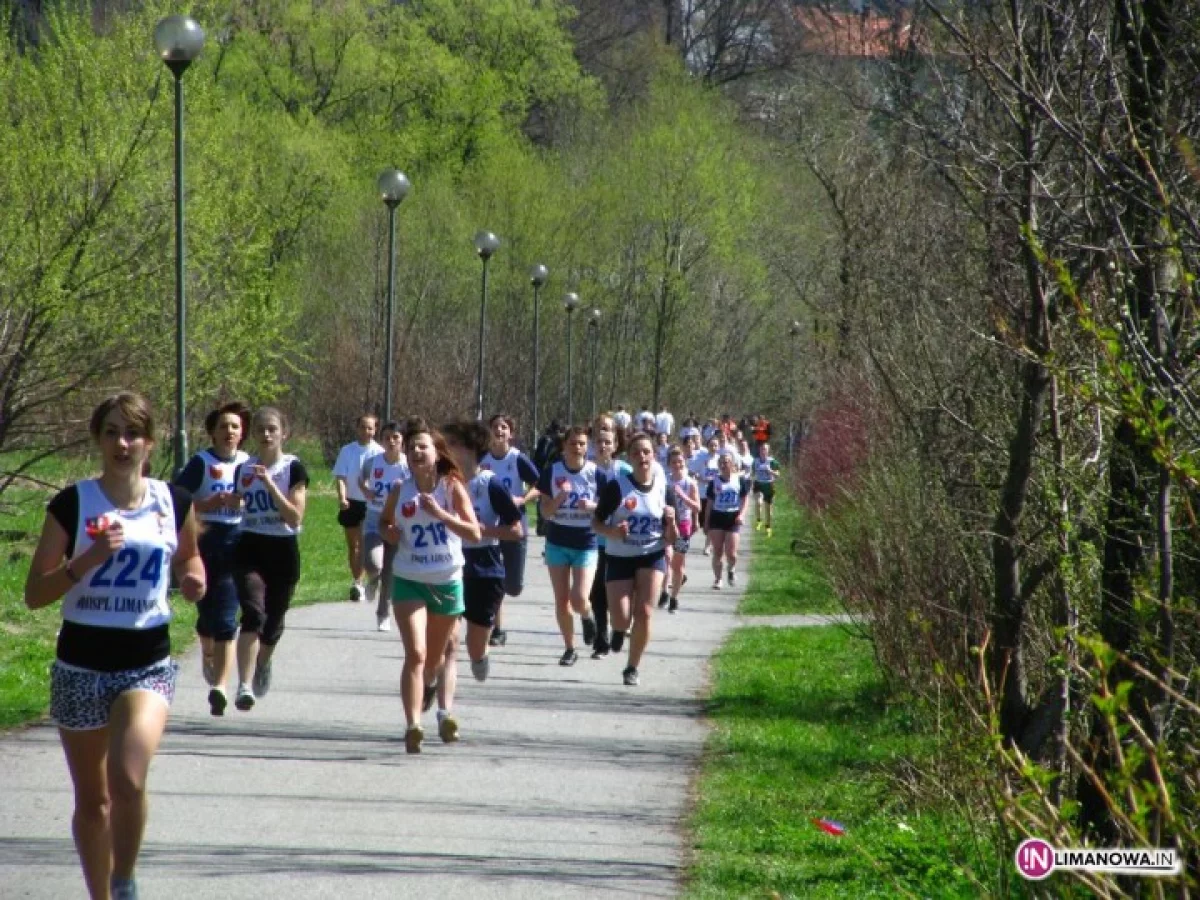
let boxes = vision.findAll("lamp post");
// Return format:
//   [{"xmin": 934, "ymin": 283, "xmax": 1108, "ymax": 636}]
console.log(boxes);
[
  {"xmin": 529, "ymin": 263, "xmax": 549, "ymax": 446},
  {"xmin": 587, "ymin": 307, "xmax": 601, "ymax": 420},
  {"xmin": 154, "ymin": 14, "xmax": 205, "ymax": 476},
  {"xmin": 377, "ymin": 170, "xmax": 410, "ymax": 422},
  {"xmin": 788, "ymin": 319, "xmax": 802, "ymax": 462},
  {"xmin": 563, "ymin": 292, "xmax": 580, "ymax": 424},
  {"xmin": 473, "ymin": 230, "xmax": 501, "ymax": 420}
]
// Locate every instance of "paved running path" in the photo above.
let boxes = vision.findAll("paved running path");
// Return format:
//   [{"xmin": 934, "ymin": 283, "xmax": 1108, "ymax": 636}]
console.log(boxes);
[{"xmin": 0, "ymin": 535, "xmax": 743, "ymax": 898}]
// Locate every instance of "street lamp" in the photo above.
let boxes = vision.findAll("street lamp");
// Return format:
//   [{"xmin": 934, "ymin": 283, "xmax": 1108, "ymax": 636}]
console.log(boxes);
[
  {"xmin": 588, "ymin": 307, "xmax": 601, "ymax": 420},
  {"xmin": 154, "ymin": 14, "xmax": 205, "ymax": 476},
  {"xmin": 788, "ymin": 320, "xmax": 802, "ymax": 462},
  {"xmin": 473, "ymin": 230, "xmax": 501, "ymax": 420},
  {"xmin": 529, "ymin": 263, "xmax": 549, "ymax": 445},
  {"xmin": 563, "ymin": 292, "xmax": 580, "ymax": 424},
  {"xmin": 377, "ymin": 170, "xmax": 410, "ymax": 421}
]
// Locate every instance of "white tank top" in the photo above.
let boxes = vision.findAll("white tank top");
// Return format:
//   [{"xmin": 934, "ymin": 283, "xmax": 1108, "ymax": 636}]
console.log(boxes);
[
  {"xmin": 363, "ymin": 452, "xmax": 410, "ymax": 530},
  {"xmin": 753, "ymin": 458, "xmax": 777, "ymax": 483},
  {"xmin": 62, "ymin": 479, "xmax": 177, "ymax": 630},
  {"xmin": 239, "ymin": 455, "xmax": 302, "ymax": 537},
  {"xmin": 194, "ymin": 448, "xmax": 249, "ymax": 525},
  {"xmin": 390, "ymin": 476, "xmax": 465, "ymax": 583},
  {"xmin": 463, "ymin": 470, "xmax": 501, "ymax": 550},
  {"xmin": 480, "ymin": 448, "xmax": 527, "ymax": 496},
  {"xmin": 547, "ymin": 460, "xmax": 599, "ymax": 530},
  {"xmin": 710, "ymin": 474, "xmax": 746, "ymax": 513},
  {"xmin": 604, "ymin": 471, "xmax": 669, "ymax": 558},
  {"xmin": 668, "ymin": 473, "xmax": 697, "ymax": 525}
]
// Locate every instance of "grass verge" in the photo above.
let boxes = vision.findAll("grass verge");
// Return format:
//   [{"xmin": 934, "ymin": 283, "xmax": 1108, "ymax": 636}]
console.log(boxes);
[
  {"xmin": 0, "ymin": 438, "xmax": 342, "ymax": 729},
  {"xmin": 740, "ymin": 484, "xmax": 839, "ymax": 615}
]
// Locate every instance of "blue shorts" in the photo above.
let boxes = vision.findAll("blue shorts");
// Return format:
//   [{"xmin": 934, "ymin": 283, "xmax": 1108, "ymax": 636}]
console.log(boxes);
[
  {"xmin": 196, "ymin": 524, "xmax": 240, "ymax": 641},
  {"xmin": 545, "ymin": 542, "xmax": 597, "ymax": 570}
]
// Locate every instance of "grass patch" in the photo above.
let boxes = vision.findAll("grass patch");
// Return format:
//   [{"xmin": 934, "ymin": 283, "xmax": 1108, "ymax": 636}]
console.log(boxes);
[
  {"xmin": 0, "ymin": 438, "xmax": 343, "ymax": 729},
  {"xmin": 687, "ymin": 626, "xmax": 1002, "ymax": 898},
  {"xmin": 741, "ymin": 485, "xmax": 839, "ymax": 615}
]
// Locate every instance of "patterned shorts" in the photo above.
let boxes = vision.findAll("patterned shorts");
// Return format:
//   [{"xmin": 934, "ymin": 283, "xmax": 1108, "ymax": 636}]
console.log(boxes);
[{"xmin": 50, "ymin": 659, "xmax": 179, "ymax": 731}]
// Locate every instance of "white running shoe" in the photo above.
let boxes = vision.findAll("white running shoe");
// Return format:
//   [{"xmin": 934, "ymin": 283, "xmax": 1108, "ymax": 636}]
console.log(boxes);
[
  {"xmin": 377, "ymin": 616, "xmax": 391, "ymax": 632},
  {"xmin": 712, "ymin": 578, "xmax": 722, "ymax": 590},
  {"xmin": 728, "ymin": 568, "xmax": 736, "ymax": 587},
  {"xmin": 349, "ymin": 583, "xmax": 364, "ymax": 603},
  {"xmin": 471, "ymin": 656, "xmax": 490, "ymax": 682}
]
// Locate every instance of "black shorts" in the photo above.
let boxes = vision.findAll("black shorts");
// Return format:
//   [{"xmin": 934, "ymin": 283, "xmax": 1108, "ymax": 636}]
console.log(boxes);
[
  {"xmin": 463, "ymin": 577, "xmax": 505, "ymax": 628},
  {"xmin": 708, "ymin": 510, "xmax": 741, "ymax": 533},
  {"xmin": 337, "ymin": 499, "xmax": 368, "ymax": 529},
  {"xmin": 605, "ymin": 550, "xmax": 667, "ymax": 582},
  {"xmin": 754, "ymin": 482, "xmax": 775, "ymax": 503}
]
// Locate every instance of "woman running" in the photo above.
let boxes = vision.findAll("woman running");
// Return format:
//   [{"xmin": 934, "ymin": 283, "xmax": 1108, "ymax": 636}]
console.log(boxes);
[
  {"xmin": 481, "ymin": 414, "xmax": 540, "ymax": 648},
  {"xmin": 173, "ymin": 401, "xmax": 250, "ymax": 715},
  {"xmin": 695, "ymin": 436, "xmax": 721, "ymax": 555},
  {"xmin": 24, "ymin": 392, "xmax": 205, "ymax": 900},
  {"xmin": 231, "ymin": 407, "xmax": 309, "ymax": 711},
  {"xmin": 443, "ymin": 420, "xmax": 522, "ymax": 689},
  {"xmin": 587, "ymin": 427, "xmax": 630, "ymax": 658},
  {"xmin": 360, "ymin": 421, "xmax": 409, "ymax": 631},
  {"xmin": 752, "ymin": 441, "xmax": 782, "ymax": 536},
  {"xmin": 537, "ymin": 425, "xmax": 600, "ymax": 666},
  {"xmin": 380, "ymin": 419, "xmax": 480, "ymax": 753},
  {"xmin": 663, "ymin": 446, "xmax": 701, "ymax": 613},
  {"xmin": 593, "ymin": 432, "xmax": 678, "ymax": 686},
  {"xmin": 704, "ymin": 450, "xmax": 751, "ymax": 589}
]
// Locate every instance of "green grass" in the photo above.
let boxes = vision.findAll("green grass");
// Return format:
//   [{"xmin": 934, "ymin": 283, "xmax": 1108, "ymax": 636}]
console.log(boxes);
[
  {"xmin": 741, "ymin": 485, "xmax": 840, "ymax": 615},
  {"xmin": 0, "ymin": 438, "xmax": 343, "ymax": 729},
  {"xmin": 687, "ymin": 627, "xmax": 1001, "ymax": 898}
]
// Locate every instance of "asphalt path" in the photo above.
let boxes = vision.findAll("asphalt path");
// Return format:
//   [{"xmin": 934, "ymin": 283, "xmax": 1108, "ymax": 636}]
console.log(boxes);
[{"xmin": 0, "ymin": 533, "xmax": 744, "ymax": 898}]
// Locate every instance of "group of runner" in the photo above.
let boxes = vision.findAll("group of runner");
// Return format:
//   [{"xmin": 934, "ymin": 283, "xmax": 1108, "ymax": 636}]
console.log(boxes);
[{"xmin": 21, "ymin": 391, "xmax": 782, "ymax": 900}]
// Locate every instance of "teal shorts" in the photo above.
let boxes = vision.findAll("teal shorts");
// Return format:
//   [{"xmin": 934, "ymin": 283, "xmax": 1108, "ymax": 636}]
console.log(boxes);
[
  {"xmin": 544, "ymin": 542, "xmax": 597, "ymax": 570},
  {"xmin": 392, "ymin": 576, "xmax": 465, "ymax": 616}
]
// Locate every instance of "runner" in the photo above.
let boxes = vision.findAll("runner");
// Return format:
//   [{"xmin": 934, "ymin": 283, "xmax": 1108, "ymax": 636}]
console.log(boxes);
[
  {"xmin": 752, "ymin": 414, "xmax": 771, "ymax": 452},
  {"xmin": 594, "ymin": 432, "xmax": 678, "ymax": 686},
  {"xmin": 654, "ymin": 431, "xmax": 671, "ymax": 467},
  {"xmin": 704, "ymin": 450, "xmax": 750, "ymax": 589},
  {"xmin": 698, "ymin": 436, "xmax": 722, "ymax": 555},
  {"xmin": 333, "ymin": 415, "xmax": 382, "ymax": 603},
  {"xmin": 587, "ymin": 427, "xmax": 630, "ymax": 658},
  {"xmin": 537, "ymin": 426, "xmax": 600, "ymax": 666},
  {"xmin": 655, "ymin": 404, "xmax": 675, "ymax": 438},
  {"xmin": 360, "ymin": 421, "xmax": 409, "ymax": 631},
  {"xmin": 480, "ymin": 414, "xmax": 539, "ymax": 648},
  {"xmin": 752, "ymin": 442, "xmax": 782, "ymax": 536},
  {"xmin": 443, "ymin": 420, "xmax": 522, "ymax": 686},
  {"xmin": 612, "ymin": 405, "xmax": 632, "ymax": 431},
  {"xmin": 23, "ymin": 392, "xmax": 205, "ymax": 900},
  {"xmin": 173, "ymin": 401, "xmax": 250, "ymax": 715},
  {"xmin": 736, "ymin": 436, "xmax": 755, "ymax": 485},
  {"xmin": 379, "ymin": 419, "xmax": 480, "ymax": 753},
  {"xmin": 231, "ymin": 407, "xmax": 309, "ymax": 711},
  {"xmin": 662, "ymin": 446, "xmax": 700, "ymax": 613}
]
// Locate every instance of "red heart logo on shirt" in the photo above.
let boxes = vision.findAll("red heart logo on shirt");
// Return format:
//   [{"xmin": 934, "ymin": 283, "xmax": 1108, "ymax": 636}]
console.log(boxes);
[
  {"xmin": 241, "ymin": 474, "xmax": 254, "ymax": 488},
  {"xmin": 624, "ymin": 497, "xmax": 638, "ymax": 511},
  {"xmin": 84, "ymin": 515, "xmax": 111, "ymax": 538},
  {"xmin": 401, "ymin": 501, "xmax": 417, "ymax": 519},
  {"xmin": 208, "ymin": 465, "xmax": 223, "ymax": 479},
  {"xmin": 557, "ymin": 478, "xmax": 571, "ymax": 491},
  {"xmin": 374, "ymin": 468, "xmax": 384, "ymax": 479}
]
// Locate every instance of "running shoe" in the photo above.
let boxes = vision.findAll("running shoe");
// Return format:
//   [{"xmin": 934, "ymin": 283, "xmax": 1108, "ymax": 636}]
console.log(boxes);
[
  {"xmin": 110, "ymin": 877, "xmax": 138, "ymax": 900},
  {"xmin": 623, "ymin": 666, "xmax": 639, "ymax": 686},
  {"xmin": 377, "ymin": 616, "xmax": 391, "ymax": 632},
  {"xmin": 471, "ymin": 656, "xmax": 491, "ymax": 682},
  {"xmin": 201, "ymin": 655, "xmax": 215, "ymax": 686},
  {"xmin": 712, "ymin": 578, "xmax": 722, "ymax": 590},
  {"xmin": 657, "ymin": 591, "xmax": 669, "ymax": 609},
  {"xmin": 591, "ymin": 638, "xmax": 611, "ymax": 659},
  {"xmin": 252, "ymin": 659, "xmax": 272, "ymax": 698},
  {"xmin": 489, "ymin": 628, "xmax": 507, "ymax": 647},
  {"xmin": 405, "ymin": 725, "xmax": 424, "ymax": 755},
  {"xmin": 235, "ymin": 684, "xmax": 255, "ymax": 711},
  {"xmin": 610, "ymin": 631, "xmax": 627, "ymax": 653},
  {"xmin": 422, "ymin": 677, "xmax": 439, "ymax": 712},
  {"xmin": 669, "ymin": 596, "xmax": 679, "ymax": 614},
  {"xmin": 208, "ymin": 687, "xmax": 227, "ymax": 717},
  {"xmin": 702, "ymin": 545, "xmax": 710, "ymax": 556},
  {"xmin": 438, "ymin": 713, "xmax": 459, "ymax": 744},
  {"xmin": 581, "ymin": 615, "xmax": 597, "ymax": 646},
  {"xmin": 559, "ymin": 647, "xmax": 579, "ymax": 667},
  {"xmin": 349, "ymin": 583, "xmax": 364, "ymax": 603},
  {"xmin": 728, "ymin": 568, "xmax": 736, "ymax": 587}
]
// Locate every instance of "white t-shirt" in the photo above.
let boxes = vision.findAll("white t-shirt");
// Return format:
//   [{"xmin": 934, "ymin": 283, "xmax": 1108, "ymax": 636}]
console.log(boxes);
[
  {"xmin": 655, "ymin": 411, "xmax": 675, "ymax": 436},
  {"xmin": 636, "ymin": 410, "xmax": 655, "ymax": 431},
  {"xmin": 334, "ymin": 440, "xmax": 382, "ymax": 503},
  {"xmin": 613, "ymin": 410, "xmax": 631, "ymax": 429}
]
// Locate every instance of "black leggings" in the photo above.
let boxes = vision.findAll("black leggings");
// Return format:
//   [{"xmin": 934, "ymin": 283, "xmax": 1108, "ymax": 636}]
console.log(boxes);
[
  {"xmin": 234, "ymin": 533, "xmax": 301, "ymax": 647},
  {"xmin": 590, "ymin": 548, "xmax": 609, "ymax": 638}
]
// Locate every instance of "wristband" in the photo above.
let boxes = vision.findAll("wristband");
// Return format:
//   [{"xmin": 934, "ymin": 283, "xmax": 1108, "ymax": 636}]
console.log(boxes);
[{"xmin": 64, "ymin": 561, "xmax": 81, "ymax": 584}]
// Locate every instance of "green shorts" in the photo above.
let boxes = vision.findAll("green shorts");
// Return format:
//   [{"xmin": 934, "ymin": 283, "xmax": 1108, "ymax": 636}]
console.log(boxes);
[
  {"xmin": 754, "ymin": 481, "xmax": 775, "ymax": 503},
  {"xmin": 391, "ymin": 576, "xmax": 465, "ymax": 616}
]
